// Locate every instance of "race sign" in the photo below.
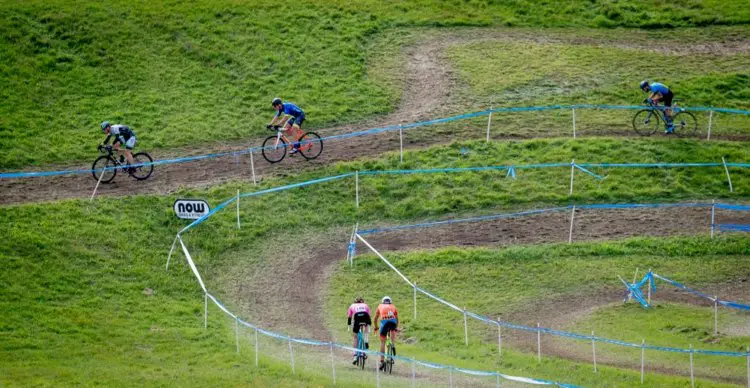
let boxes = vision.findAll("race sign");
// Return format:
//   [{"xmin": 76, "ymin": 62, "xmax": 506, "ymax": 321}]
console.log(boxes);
[{"xmin": 174, "ymin": 199, "xmax": 210, "ymax": 220}]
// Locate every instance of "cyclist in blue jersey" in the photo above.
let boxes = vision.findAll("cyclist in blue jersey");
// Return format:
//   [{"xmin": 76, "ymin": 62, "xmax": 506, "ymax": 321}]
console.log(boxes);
[
  {"xmin": 268, "ymin": 97, "xmax": 306, "ymax": 153},
  {"xmin": 100, "ymin": 121, "xmax": 137, "ymax": 172},
  {"xmin": 640, "ymin": 81, "xmax": 675, "ymax": 133}
]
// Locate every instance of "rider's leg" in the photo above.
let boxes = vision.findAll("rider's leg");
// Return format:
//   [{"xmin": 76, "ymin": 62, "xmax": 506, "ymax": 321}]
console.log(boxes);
[
  {"xmin": 390, "ymin": 327, "xmax": 397, "ymax": 355},
  {"xmin": 124, "ymin": 137, "xmax": 136, "ymax": 165},
  {"xmin": 379, "ymin": 332, "xmax": 386, "ymax": 363}
]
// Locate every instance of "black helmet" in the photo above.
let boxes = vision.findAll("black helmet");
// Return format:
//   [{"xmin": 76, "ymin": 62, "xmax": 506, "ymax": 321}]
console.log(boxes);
[
  {"xmin": 271, "ymin": 97, "xmax": 282, "ymax": 106},
  {"xmin": 355, "ymin": 296, "xmax": 364, "ymax": 303},
  {"xmin": 639, "ymin": 80, "xmax": 649, "ymax": 90}
]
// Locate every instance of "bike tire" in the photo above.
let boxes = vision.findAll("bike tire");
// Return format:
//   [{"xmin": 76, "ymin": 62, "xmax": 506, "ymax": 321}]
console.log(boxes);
[
  {"xmin": 130, "ymin": 152, "xmax": 154, "ymax": 180},
  {"xmin": 632, "ymin": 109, "xmax": 660, "ymax": 136},
  {"xmin": 262, "ymin": 135, "xmax": 287, "ymax": 163},
  {"xmin": 299, "ymin": 132, "xmax": 323, "ymax": 160},
  {"xmin": 92, "ymin": 156, "xmax": 117, "ymax": 183},
  {"xmin": 385, "ymin": 342, "xmax": 394, "ymax": 374},
  {"xmin": 358, "ymin": 333, "xmax": 366, "ymax": 370},
  {"xmin": 672, "ymin": 111, "xmax": 698, "ymax": 138}
]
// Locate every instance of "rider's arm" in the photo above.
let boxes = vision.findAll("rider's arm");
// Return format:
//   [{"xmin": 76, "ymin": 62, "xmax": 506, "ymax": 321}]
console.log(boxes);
[
  {"xmin": 102, "ymin": 135, "xmax": 112, "ymax": 145},
  {"xmin": 347, "ymin": 305, "xmax": 353, "ymax": 326},
  {"xmin": 649, "ymin": 91, "xmax": 662, "ymax": 102},
  {"xmin": 373, "ymin": 309, "xmax": 380, "ymax": 328}
]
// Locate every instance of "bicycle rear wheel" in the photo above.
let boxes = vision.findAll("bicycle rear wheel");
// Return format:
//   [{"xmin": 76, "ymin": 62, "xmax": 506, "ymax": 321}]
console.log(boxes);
[
  {"xmin": 672, "ymin": 111, "xmax": 698, "ymax": 138},
  {"xmin": 357, "ymin": 334, "xmax": 366, "ymax": 370},
  {"xmin": 632, "ymin": 109, "xmax": 660, "ymax": 136},
  {"xmin": 299, "ymin": 132, "xmax": 323, "ymax": 160},
  {"xmin": 385, "ymin": 342, "xmax": 394, "ymax": 374},
  {"xmin": 92, "ymin": 156, "xmax": 117, "ymax": 183},
  {"xmin": 262, "ymin": 135, "xmax": 287, "ymax": 163},
  {"xmin": 130, "ymin": 152, "xmax": 154, "ymax": 180}
]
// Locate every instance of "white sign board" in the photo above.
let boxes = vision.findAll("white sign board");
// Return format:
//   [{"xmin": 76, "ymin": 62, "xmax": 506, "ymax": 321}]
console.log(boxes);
[{"xmin": 174, "ymin": 199, "xmax": 210, "ymax": 220}]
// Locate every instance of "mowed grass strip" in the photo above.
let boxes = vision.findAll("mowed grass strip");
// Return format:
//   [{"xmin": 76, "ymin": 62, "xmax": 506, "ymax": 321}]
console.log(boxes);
[
  {"xmin": 326, "ymin": 236, "xmax": 750, "ymax": 386},
  {"xmin": 2, "ymin": 0, "xmax": 750, "ymax": 168}
]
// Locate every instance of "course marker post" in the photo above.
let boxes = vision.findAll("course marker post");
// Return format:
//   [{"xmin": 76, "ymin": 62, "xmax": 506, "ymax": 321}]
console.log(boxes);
[
  {"xmin": 330, "ymin": 342, "xmax": 336, "ymax": 385},
  {"xmin": 496, "ymin": 373, "xmax": 501, "ymax": 388},
  {"xmin": 413, "ymin": 282, "xmax": 417, "ymax": 320},
  {"xmin": 711, "ymin": 200, "xmax": 716, "ymax": 238},
  {"xmin": 235, "ymin": 317, "xmax": 240, "ymax": 353},
  {"xmin": 592, "ymin": 331, "xmax": 597, "ymax": 373},
  {"xmin": 376, "ymin": 355, "xmax": 381, "ymax": 388},
  {"xmin": 411, "ymin": 363, "xmax": 416, "ymax": 388},
  {"xmin": 399, "ymin": 125, "xmax": 404, "ymax": 163},
  {"xmin": 746, "ymin": 346, "xmax": 749, "ymax": 388},
  {"xmin": 714, "ymin": 296, "xmax": 718, "ymax": 336},
  {"xmin": 355, "ymin": 171, "xmax": 360, "ymax": 208},
  {"xmin": 236, "ymin": 190, "xmax": 241, "ymax": 229},
  {"xmin": 568, "ymin": 205, "xmax": 576, "ymax": 244},
  {"xmin": 90, "ymin": 164, "xmax": 108, "ymax": 201},
  {"xmin": 572, "ymin": 108, "xmax": 577, "ymax": 138},
  {"xmin": 166, "ymin": 235, "xmax": 178, "ymax": 271},
  {"xmin": 569, "ymin": 159, "xmax": 575, "ymax": 196},
  {"xmin": 706, "ymin": 110, "xmax": 714, "ymax": 140},
  {"xmin": 497, "ymin": 318, "xmax": 502, "ymax": 356},
  {"xmin": 537, "ymin": 322, "xmax": 542, "ymax": 362},
  {"xmin": 288, "ymin": 337, "xmax": 295, "ymax": 374},
  {"xmin": 641, "ymin": 339, "xmax": 645, "ymax": 384},
  {"xmin": 722, "ymin": 157, "xmax": 733, "ymax": 192},
  {"xmin": 255, "ymin": 328, "xmax": 259, "ymax": 367},
  {"xmin": 204, "ymin": 293, "xmax": 208, "ymax": 329},
  {"xmin": 249, "ymin": 150, "xmax": 257, "ymax": 186},
  {"xmin": 449, "ymin": 367, "xmax": 453, "ymax": 387},
  {"xmin": 486, "ymin": 106, "xmax": 493, "ymax": 142},
  {"xmin": 689, "ymin": 344, "xmax": 695, "ymax": 388},
  {"xmin": 464, "ymin": 308, "xmax": 469, "ymax": 346}
]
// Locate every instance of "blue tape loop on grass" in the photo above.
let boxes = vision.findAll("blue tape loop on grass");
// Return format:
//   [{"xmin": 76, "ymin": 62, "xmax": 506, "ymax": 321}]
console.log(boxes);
[
  {"xmin": 203, "ymin": 292, "xmax": 578, "ymax": 387},
  {"xmin": 4, "ymin": 103, "xmax": 750, "ymax": 179}
]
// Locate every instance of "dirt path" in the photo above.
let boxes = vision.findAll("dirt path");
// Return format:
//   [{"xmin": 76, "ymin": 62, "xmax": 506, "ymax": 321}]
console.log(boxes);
[{"xmin": 3, "ymin": 30, "xmax": 749, "ymax": 205}]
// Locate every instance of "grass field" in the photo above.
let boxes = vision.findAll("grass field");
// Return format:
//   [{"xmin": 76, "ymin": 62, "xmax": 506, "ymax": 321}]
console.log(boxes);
[
  {"xmin": 2, "ymin": 1, "xmax": 750, "ymax": 168},
  {"xmin": 3, "ymin": 137, "xmax": 747, "ymax": 386},
  {"xmin": 326, "ymin": 236, "xmax": 750, "ymax": 386}
]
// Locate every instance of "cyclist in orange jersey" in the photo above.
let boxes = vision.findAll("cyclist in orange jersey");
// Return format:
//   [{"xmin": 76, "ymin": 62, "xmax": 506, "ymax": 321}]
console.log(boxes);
[{"xmin": 373, "ymin": 296, "xmax": 398, "ymax": 371}]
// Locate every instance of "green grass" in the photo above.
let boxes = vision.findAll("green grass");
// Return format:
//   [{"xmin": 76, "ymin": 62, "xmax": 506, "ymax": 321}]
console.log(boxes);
[
  {"xmin": 2, "ymin": 1, "xmax": 750, "ymax": 168},
  {"xmin": 2, "ymin": 137, "xmax": 749, "ymax": 386},
  {"xmin": 326, "ymin": 236, "xmax": 750, "ymax": 386}
]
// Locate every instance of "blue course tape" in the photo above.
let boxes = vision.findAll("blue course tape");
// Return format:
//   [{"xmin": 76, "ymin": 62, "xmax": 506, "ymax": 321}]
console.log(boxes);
[
  {"xmin": 4, "ymin": 103, "xmax": 750, "ymax": 179},
  {"xmin": 652, "ymin": 272, "xmax": 750, "ymax": 311},
  {"xmin": 204, "ymin": 291, "xmax": 579, "ymax": 387},
  {"xmin": 718, "ymin": 223, "xmax": 750, "ymax": 232}
]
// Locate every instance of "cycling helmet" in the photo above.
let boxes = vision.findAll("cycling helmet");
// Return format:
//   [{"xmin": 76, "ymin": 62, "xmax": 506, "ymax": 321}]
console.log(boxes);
[
  {"xmin": 639, "ymin": 80, "xmax": 649, "ymax": 90},
  {"xmin": 381, "ymin": 296, "xmax": 392, "ymax": 304},
  {"xmin": 100, "ymin": 121, "xmax": 111, "ymax": 131},
  {"xmin": 271, "ymin": 97, "xmax": 282, "ymax": 107},
  {"xmin": 355, "ymin": 296, "xmax": 364, "ymax": 303}
]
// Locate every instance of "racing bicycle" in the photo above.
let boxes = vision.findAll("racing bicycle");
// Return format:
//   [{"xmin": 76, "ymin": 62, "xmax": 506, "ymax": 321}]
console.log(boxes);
[
  {"xmin": 354, "ymin": 323, "xmax": 369, "ymax": 370},
  {"xmin": 381, "ymin": 328, "xmax": 396, "ymax": 374},
  {"xmin": 261, "ymin": 125, "xmax": 323, "ymax": 163},
  {"xmin": 92, "ymin": 145, "xmax": 154, "ymax": 183},
  {"xmin": 632, "ymin": 99, "xmax": 698, "ymax": 137}
]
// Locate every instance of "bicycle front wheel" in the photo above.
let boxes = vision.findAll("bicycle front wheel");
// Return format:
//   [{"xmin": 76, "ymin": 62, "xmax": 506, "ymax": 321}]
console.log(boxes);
[
  {"xmin": 262, "ymin": 135, "xmax": 287, "ymax": 163},
  {"xmin": 632, "ymin": 109, "xmax": 660, "ymax": 136},
  {"xmin": 299, "ymin": 132, "xmax": 323, "ymax": 160},
  {"xmin": 672, "ymin": 111, "xmax": 698, "ymax": 138},
  {"xmin": 130, "ymin": 152, "xmax": 154, "ymax": 180},
  {"xmin": 92, "ymin": 156, "xmax": 117, "ymax": 183}
]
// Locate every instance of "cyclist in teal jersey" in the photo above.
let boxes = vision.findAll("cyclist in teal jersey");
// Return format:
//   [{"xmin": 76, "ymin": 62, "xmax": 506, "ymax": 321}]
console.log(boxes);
[
  {"xmin": 640, "ymin": 81, "xmax": 675, "ymax": 133},
  {"xmin": 268, "ymin": 97, "xmax": 306, "ymax": 153}
]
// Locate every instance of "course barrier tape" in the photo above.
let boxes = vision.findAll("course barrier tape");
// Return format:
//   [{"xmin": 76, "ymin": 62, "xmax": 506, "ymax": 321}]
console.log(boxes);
[
  {"xmin": 641, "ymin": 271, "xmax": 750, "ymax": 311},
  {"xmin": 355, "ymin": 233, "xmax": 749, "ymax": 357},
  {"xmin": 359, "ymin": 202, "xmax": 736, "ymax": 235},
  {"xmin": 3, "ymin": 103, "xmax": 750, "ymax": 179},
  {"xmin": 174, "ymin": 240, "xmax": 580, "ymax": 386}
]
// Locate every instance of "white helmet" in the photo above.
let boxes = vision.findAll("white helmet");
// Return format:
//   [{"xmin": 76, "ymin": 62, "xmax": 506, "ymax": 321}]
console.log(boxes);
[{"xmin": 381, "ymin": 296, "xmax": 392, "ymax": 304}]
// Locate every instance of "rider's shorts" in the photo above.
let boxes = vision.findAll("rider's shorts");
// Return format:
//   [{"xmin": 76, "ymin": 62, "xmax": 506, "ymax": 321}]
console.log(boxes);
[
  {"xmin": 662, "ymin": 91, "xmax": 674, "ymax": 107},
  {"xmin": 287, "ymin": 114, "xmax": 305, "ymax": 128},
  {"xmin": 118, "ymin": 136, "xmax": 137, "ymax": 150},
  {"xmin": 379, "ymin": 319, "xmax": 397, "ymax": 337},
  {"xmin": 352, "ymin": 314, "xmax": 371, "ymax": 334}
]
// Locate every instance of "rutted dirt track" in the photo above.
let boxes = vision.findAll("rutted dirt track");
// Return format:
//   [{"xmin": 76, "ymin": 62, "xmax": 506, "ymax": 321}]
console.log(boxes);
[
  {"xmin": 227, "ymin": 204, "xmax": 750, "ymax": 384},
  {"xmin": 2, "ymin": 30, "xmax": 750, "ymax": 205}
]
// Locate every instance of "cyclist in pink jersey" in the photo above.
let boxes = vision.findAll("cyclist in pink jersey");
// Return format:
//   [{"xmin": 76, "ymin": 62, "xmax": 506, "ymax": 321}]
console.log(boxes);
[{"xmin": 347, "ymin": 296, "xmax": 372, "ymax": 365}]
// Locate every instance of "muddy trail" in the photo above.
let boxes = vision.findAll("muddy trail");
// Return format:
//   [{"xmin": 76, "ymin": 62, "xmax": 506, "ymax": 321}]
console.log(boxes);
[
  {"xmin": 3, "ymin": 31, "xmax": 750, "ymax": 205},
  {"xmin": 224, "ymin": 204, "xmax": 749, "ymax": 384}
]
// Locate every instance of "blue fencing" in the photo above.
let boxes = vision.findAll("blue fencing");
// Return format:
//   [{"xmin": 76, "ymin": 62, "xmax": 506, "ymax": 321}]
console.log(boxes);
[
  {"xmin": 3, "ymin": 103, "xmax": 750, "ymax": 179},
  {"xmin": 201, "ymin": 291, "xmax": 579, "ymax": 387}
]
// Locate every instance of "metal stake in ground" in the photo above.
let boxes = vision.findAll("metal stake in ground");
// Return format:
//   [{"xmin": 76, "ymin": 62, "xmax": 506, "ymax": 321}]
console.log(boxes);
[
  {"xmin": 592, "ymin": 331, "xmax": 597, "ymax": 373},
  {"xmin": 235, "ymin": 317, "xmax": 240, "ymax": 353},
  {"xmin": 463, "ymin": 308, "xmax": 469, "ymax": 346},
  {"xmin": 399, "ymin": 125, "xmax": 404, "ymax": 163},
  {"xmin": 204, "ymin": 293, "xmax": 208, "ymax": 329},
  {"xmin": 710, "ymin": 200, "xmax": 716, "ymax": 238},
  {"xmin": 255, "ymin": 328, "xmax": 259, "ymax": 367},
  {"xmin": 486, "ymin": 107, "xmax": 493, "ymax": 142},
  {"xmin": 355, "ymin": 171, "xmax": 360, "ymax": 208},
  {"xmin": 689, "ymin": 344, "xmax": 695, "ymax": 388},
  {"xmin": 722, "ymin": 157, "xmax": 734, "ymax": 192},
  {"xmin": 714, "ymin": 296, "xmax": 719, "ymax": 336},
  {"xmin": 329, "ymin": 343, "xmax": 336, "ymax": 385},
  {"xmin": 288, "ymin": 337, "xmax": 295, "ymax": 374},
  {"xmin": 166, "ymin": 235, "xmax": 178, "ymax": 271},
  {"xmin": 568, "ymin": 205, "xmax": 576, "ymax": 244},
  {"xmin": 411, "ymin": 362, "xmax": 416, "ymax": 388},
  {"xmin": 249, "ymin": 150, "xmax": 257, "ymax": 185},
  {"xmin": 572, "ymin": 108, "xmax": 577, "ymax": 139},
  {"xmin": 641, "ymin": 339, "xmax": 645, "ymax": 384},
  {"xmin": 497, "ymin": 318, "xmax": 502, "ymax": 356},
  {"xmin": 413, "ymin": 282, "xmax": 417, "ymax": 320},
  {"xmin": 236, "ymin": 190, "xmax": 241, "ymax": 229},
  {"xmin": 569, "ymin": 159, "xmax": 575, "ymax": 196},
  {"xmin": 706, "ymin": 110, "xmax": 714, "ymax": 141},
  {"xmin": 537, "ymin": 322, "xmax": 542, "ymax": 362}
]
